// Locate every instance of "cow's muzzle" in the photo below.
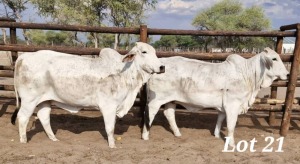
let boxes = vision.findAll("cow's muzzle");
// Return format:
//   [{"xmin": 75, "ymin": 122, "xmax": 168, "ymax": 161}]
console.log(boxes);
[{"xmin": 158, "ymin": 65, "xmax": 165, "ymax": 74}]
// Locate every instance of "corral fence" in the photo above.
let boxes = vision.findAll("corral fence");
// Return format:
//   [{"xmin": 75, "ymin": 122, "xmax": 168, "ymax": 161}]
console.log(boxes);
[{"xmin": 0, "ymin": 17, "xmax": 299, "ymax": 136}]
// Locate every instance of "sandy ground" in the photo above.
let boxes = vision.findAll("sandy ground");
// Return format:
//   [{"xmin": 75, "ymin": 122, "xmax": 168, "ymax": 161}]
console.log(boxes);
[{"xmin": 0, "ymin": 90, "xmax": 300, "ymax": 163}]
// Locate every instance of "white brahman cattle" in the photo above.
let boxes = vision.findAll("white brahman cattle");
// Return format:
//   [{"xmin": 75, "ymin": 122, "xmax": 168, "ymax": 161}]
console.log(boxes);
[
  {"xmin": 12, "ymin": 42, "xmax": 165, "ymax": 148},
  {"xmin": 142, "ymin": 47, "xmax": 288, "ymax": 148}
]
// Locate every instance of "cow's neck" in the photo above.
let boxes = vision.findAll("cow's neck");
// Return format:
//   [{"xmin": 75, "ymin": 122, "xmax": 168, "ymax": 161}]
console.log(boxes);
[
  {"xmin": 114, "ymin": 62, "xmax": 151, "ymax": 118},
  {"xmin": 238, "ymin": 54, "xmax": 265, "ymax": 113},
  {"xmin": 121, "ymin": 61, "xmax": 151, "ymax": 88},
  {"xmin": 246, "ymin": 54, "xmax": 265, "ymax": 91}
]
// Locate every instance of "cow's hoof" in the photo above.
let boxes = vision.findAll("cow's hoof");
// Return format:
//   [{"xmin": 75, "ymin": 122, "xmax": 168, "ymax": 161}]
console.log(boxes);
[
  {"xmin": 20, "ymin": 139, "xmax": 27, "ymax": 143},
  {"xmin": 50, "ymin": 138, "xmax": 59, "ymax": 142},
  {"xmin": 174, "ymin": 132, "xmax": 182, "ymax": 137},
  {"xmin": 109, "ymin": 144, "xmax": 117, "ymax": 148},
  {"xmin": 142, "ymin": 134, "xmax": 149, "ymax": 140},
  {"xmin": 142, "ymin": 137, "xmax": 149, "ymax": 140},
  {"xmin": 214, "ymin": 134, "xmax": 220, "ymax": 138}
]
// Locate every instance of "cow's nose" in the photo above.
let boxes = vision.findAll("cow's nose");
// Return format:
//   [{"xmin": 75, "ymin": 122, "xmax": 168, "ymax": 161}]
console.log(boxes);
[{"xmin": 159, "ymin": 65, "xmax": 165, "ymax": 73}]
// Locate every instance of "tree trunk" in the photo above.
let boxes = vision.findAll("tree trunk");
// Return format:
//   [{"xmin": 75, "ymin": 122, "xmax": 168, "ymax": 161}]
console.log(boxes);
[
  {"xmin": 125, "ymin": 34, "xmax": 130, "ymax": 50},
  {"xmin": 15, "ymin": 13, "xmax": 30, "ymax": 45},
  {"xmin": 90, "ymin": 32, "xmax": 98, "ymax": 48},
  {"xmin": 1, "ymin": 28, "xmax": 7, "ymax": 44},
  {"xmin": 94, "ymin": 37, "xmax": 98, "ymax": 48},
  {"xmin": 73, "ymin": 32, "xmax": 85, "ymax": 47},
  {"xmin": 114, "ymin": 34, "xmax": 119, "ymax": 49},
  {"xmin": 22, "ymin": 29, "xmax": 30, "ymax": 45}
]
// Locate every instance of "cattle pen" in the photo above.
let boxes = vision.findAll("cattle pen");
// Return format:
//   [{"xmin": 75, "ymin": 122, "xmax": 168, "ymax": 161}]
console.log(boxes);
[{"xmin": 0, "ymin": 17, "xmax": 299, "ymax": 137}]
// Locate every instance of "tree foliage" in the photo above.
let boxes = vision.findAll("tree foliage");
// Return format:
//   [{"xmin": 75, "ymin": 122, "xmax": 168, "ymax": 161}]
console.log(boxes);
[
  {"xmin": 153, "ymin": 35, "xmax": 202, "ymax": 51},
  {"xmin": 192, "ymin": 0, "xmax": 273, "ymax": 52},
  {"xmin": 0, "ymin": 0, "xmax": 30, "ymax": 44},
  {"xmin": 108, "ymin": 0, "xmax": 156, "ymax": 49},
  {"xmin": 26, "ymin": 30, "xmax": 74, "ymax": 46},
  {"xmin": 30, "ymin": 0, "xmax": 157, "ymax": 48},
  {"xmin": 1, "ymin": 0, "xmax": 27, "ymax": 18}
]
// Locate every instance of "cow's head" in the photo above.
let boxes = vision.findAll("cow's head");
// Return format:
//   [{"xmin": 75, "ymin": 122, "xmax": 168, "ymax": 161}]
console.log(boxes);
[
  {"xmin": 260, "ymin": 47, "xmax": 289, "ymax": 88},
  {"xmin": 122, "ymin": 42, "xmax": 165, "ymax": 74}
]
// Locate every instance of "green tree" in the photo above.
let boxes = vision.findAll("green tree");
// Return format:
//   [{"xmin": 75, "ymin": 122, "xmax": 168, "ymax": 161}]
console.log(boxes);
[
  {"xmin": 155, "ymin": 35, "xmax": 177, "ymax": 49},
  {"xmin": 0, "ymin": 0, "xmax": 30, "ymax": 44},
  {"xmin": 153, "ymin": 35, "xmax": 203, "ymax": 51},
  {"xmin": 177, "ymin": 36, "xmax": 199, "ymax": 48},
  {"xmin": 27, "ymin": 30, "xmax": 47, "ymax": 45},
  {"xmin": 30, "ymin": 0, "xmax": 157, "ymax": 48},
  {"xmin": 108, "ymin": 0, "xmax": 156, "ymax": 49},
  {"xmin": 192, "ymin": 0, "xmax": 272, "ymax": 52},
  {"xmin": 27, "ymin": 30, "xmax": 74, "ymax": 46},
  {"xmin": 45, "ymin": 31, "xmax": 74, "ymax": 46}
]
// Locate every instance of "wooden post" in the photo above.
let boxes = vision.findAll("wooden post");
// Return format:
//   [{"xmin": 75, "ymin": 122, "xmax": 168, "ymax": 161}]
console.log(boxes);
[
  {"xmin": 280, "ymin": 25, "xmax": 300, "ymax": 136},
  {"xmin": 269, "ymin": 36, "xmax": 283, "ymax": 126},
  {"xmin": 268, "ymin": 87, "xmax": 278, "ymax": 125},
  {"xmin": 139, "ymin": 25, "xmax": 148, "ymax": 118},
  {"xmin": 9, "ymin": 26, "xmax": 17, "ymax": 62},
  {"xmin": 0, "ymin": 18, "xmax": 17, "ymax": 66},
  {"xmin": 0, "ymin": 18, "xmax": 18, "ymax": 62},
  {"xmin": 140, "ymin": 24, "xmax": 148, "ymax": 43},
  {"xmin": 0, "ymin": 18, "xmax": 16, "ymax": 93}
]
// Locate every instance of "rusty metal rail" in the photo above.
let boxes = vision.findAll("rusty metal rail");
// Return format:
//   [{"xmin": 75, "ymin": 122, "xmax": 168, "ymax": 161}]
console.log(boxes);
[
  {"xmin": 0, "ymin": 21, "xmax": 141, "ymax": 34},
  {"xmin": 0, "ymin": 44, "xmax": 294, "ymax": 62},
  {"xmin": 148, "ymin": 28, "xmax": 296, "ymax": 37},
  {"xmin": 0, "ymin": 20, "xmax": 295, "ymax": 37}
]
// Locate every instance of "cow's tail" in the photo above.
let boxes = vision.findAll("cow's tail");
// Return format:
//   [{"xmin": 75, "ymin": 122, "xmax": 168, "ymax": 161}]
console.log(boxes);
[
  {"xmin": 11, "ymin": 60, "xmax": 20, "ymax": 125},
  {"xmin": 222, "ymin": 88, "xmax": 227, "ymax": 110},
  {"xmin": 139, "ymin": 84, "xmax": 150, "ymax": 130},
  {"xmin": 144, "ymin": 105, "xmax": 150, "ymax": 130}
]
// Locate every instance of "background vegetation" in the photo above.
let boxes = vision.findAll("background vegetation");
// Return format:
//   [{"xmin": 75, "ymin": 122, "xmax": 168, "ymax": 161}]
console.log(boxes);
[{"xmin": 0, "ymin": 0, "xmax": 274, "ymax": 52}]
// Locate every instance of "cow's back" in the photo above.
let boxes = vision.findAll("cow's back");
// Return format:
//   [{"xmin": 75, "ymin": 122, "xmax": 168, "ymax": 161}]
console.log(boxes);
[
  {"xmin": 148, "ymin": 56, "xmax": 248, "ymax": 109},
  {"xmin": 149, "ymin": 56, "xmax": 237, "ymax": 92},
  {"xmin": 15, "ymin": 50, "xmax": 125, "ymax": 106}
]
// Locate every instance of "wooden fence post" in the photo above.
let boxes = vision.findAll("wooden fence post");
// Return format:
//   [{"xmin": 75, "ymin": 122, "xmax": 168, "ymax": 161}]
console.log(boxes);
[
  {"xmin": 0, "ymin": 18, "xmax": 16, "ymax": 93},
  {"xmin": 140, "ymin": 24, "xmax": 148, "ymax": 42},
  {"xmin": 268, "ymin": 36, "xmax": 283, "ymax": 126},
  {"xmin": 280, "ymin": 24, "xmax": 300, "ymax": 136},
  {"xmin": 0, "ymin": 17, "xmax": 17, "ymax": 64},
  {"xmin": 9, "ymin": 21, "xmax": 17, "ymax": 62},
  {"xmin": 139, "ymin": 25, "xmax": 148, "ymax": 118}
]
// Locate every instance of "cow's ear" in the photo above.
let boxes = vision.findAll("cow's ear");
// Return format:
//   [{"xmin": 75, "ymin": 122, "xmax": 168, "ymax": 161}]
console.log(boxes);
[
  {"xmin": 261, "ymin": 55, "xmax": 273, "ymax": 70},
  {"xmin": 122, "ymin": 54, "xmax": 136, "ymax": 63}
]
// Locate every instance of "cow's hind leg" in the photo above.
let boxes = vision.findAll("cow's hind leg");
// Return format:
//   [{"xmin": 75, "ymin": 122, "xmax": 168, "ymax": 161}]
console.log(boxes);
[
  {"xmin": 17, "ymin": 100, "xmax": 38, "ymax": 143},
  {"xmin": 142, "ymin": 100, "xmax": 163, "ymax": 140},
  {"xmin": 214, "ymin": 112, "xmax": 226, "ymax": 138},
  {"xmin": 37, "ymin": 101, "xmax": 59, "ymax": 141},
  {"xmin": 164, "ymin": 103, "xmax": 181, "ymax": 137}
]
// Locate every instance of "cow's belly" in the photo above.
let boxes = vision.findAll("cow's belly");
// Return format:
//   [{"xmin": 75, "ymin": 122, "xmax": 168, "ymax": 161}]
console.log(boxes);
[
  {"xmin": 51, "ymin": 89, "xmax": 98, "ymax": 107},
  {"xmin": 175, "ymin": 90, "xmax": 223, "ymax": 110},
  {"xmin": 45, "ymin": 72, "xmax": 100, "ymax": 106}
]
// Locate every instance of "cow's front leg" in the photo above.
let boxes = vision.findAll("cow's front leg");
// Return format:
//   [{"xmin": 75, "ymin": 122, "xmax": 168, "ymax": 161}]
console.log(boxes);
[
  {"xmin": 164, "ymin": 103, "xmax": 181, "ymax": 137},
  {"xmin": 101, "ymin": 107, "xmax": 117, "ymax": 148},
  {"xmin": 225, "ymin": 105, "xmax": 239, "ymax": 148},
  {"xmin": 142, "ymin": 100, "xmax": 162, "ymax": 140},
  {"xmin": 214, "ymin": 112, "xmax": 226, "ymax": 138}
]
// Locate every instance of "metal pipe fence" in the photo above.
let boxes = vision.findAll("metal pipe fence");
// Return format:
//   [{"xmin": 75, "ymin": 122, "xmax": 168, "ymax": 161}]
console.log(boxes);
[{"xmin": 0, "ymin": 17, "xmax": 299, "ymax": 136}]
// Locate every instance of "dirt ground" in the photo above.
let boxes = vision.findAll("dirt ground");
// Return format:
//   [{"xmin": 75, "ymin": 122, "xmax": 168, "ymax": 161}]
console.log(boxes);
[{"xmin": 0, "ymin": 95, "xmax": 300, "ymax": 163}]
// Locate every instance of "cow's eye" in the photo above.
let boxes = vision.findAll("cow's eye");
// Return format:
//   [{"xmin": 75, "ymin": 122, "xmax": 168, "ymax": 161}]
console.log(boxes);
[
  {"xmin": 272, "ymin": 58, "xmax": 277, "ymax": 61},
  {"xmin": 142, "ymin": 51, "xmax": 147, "ymax": 54}
]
